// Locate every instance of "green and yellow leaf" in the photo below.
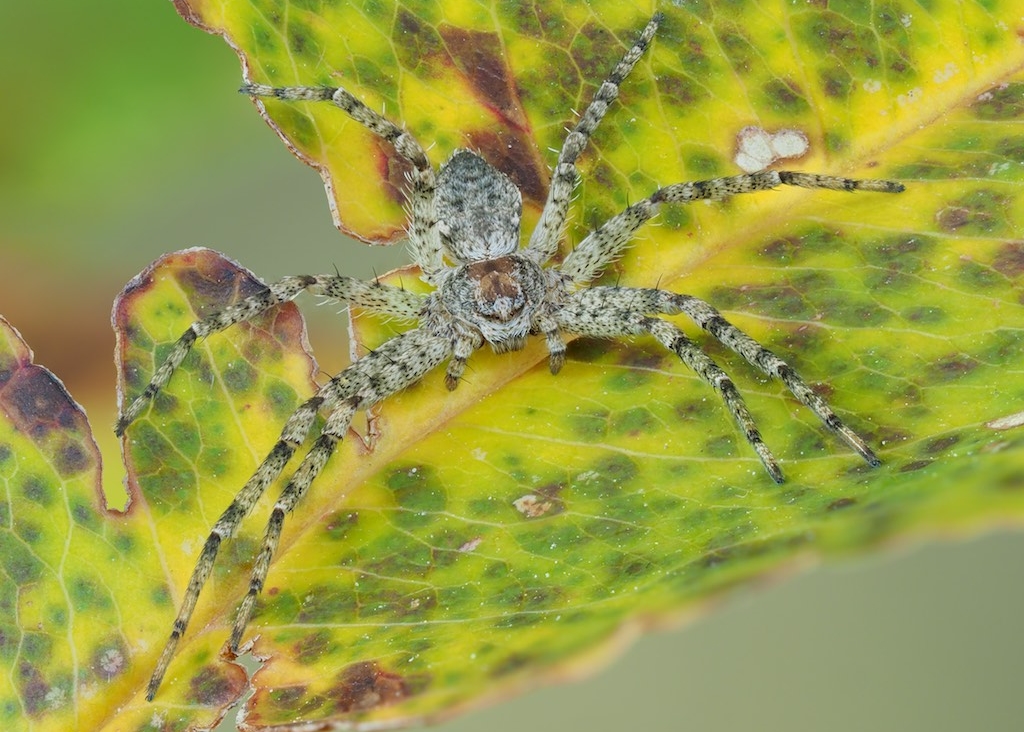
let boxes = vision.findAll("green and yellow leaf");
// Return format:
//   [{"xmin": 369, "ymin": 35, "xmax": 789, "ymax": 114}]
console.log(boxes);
[{"xmin": 0, "ymin": 1, "xmax": 1022, "ymax": 730}]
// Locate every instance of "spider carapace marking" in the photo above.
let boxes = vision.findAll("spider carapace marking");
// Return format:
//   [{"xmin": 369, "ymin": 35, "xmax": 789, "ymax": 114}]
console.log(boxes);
[{"xmin": 117, "ymin": 13, "xmax": 904, "ymax": 701}]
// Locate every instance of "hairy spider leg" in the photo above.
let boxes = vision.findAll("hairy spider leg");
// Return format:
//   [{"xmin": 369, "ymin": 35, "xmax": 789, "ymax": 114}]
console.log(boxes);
[
  {"xmin": 550, "ymin": 169, "xmax": 901, "ymax": 473},
  {"xmin": 241, "ymin": 83, "xmax": 445, "ymax": 283},
  {"xmin": 133, "ymin": 274, "xmax": 425, "ymax": 700},
  {"xmin": 557, "ymin": 285, "xmax": 881, "ymax": 480},
  {"xmin": 560, "ymin": 169, "xmax": 905, "ymax": 285},
  {"xmin": 144, "ymin": 383, "xmax": 333, "ymax": 700},
  {"xmin": 443, "ymin": 320, "xmax": 486, "ymax": 390},
  {"xmin": 518, "ymin": 12, "xmax": 663, "ymax": 375},
  {"xmin": 556, "ymin": 293, "xmax": 784, "ymax": 480},
  {"xmin": 534, "ymin": 308, "xmax": 569, "ymax": 374},
  {"xmin": 116, "ymin": 274, "xmax": 424, "ymax": 435},
  {"xmin": 525, "ymin": 13, "xmax": 663, "ymax": 266},
  {"xmin": 225, "ymin": 327, "xmax": 451, "ymax": 652},
  {"xmin": 145, "ymin": 326, "xmax": 452, "ymax": 699},
  {"xmin": 226, "ymin": 397, "xmax": 358, "ymax": 653},
  {"xmin": 655, "ymin": 290, "xmax": 880, "ymax": 466}
]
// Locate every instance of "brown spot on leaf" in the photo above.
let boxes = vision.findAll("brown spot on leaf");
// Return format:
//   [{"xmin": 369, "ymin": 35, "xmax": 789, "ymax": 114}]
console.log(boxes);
[
  {"xmin": 276, "ymin": 685, "xmax": 308, "ymax": 705},
  {"xmin": 899, "ymin": 459, "xmax": 933, "ymax": 473},
  {"xmin": 609, "ymin": 552, "xmax": 654, "ymax": 577},
  {"xmin": 761, "ymin": 236, "xmax": 803, "ymax": 262},
  {"xmin": 617, "ymin": 342, "xmax": 668, "ymax": 370},
  {"xmin": 930, "ymin": 354, "xmax": 979, "ymax": 382},
  {"xmin": 809, "ymin": 380, "xmax": 836, "ymax": 401},
  {"xmin": 437, "ymin": 25, "xmax": 549, "ymax": 209},
  {"xmin": 658, "ymin": 73, "xmax": 701, "ymax": 107},
  {"xmin": 18, "ymin": 661, "xmax": 49, "ymax": 717},
  {"xmin": 466, "ymin": 129, "xmax": 547, "ymax": 207},
  {"xmin": 187, "ymin": 664, "xmax": 244, "ymax": 706},
  {"xmin": 378, "ymin": 136, "xmax": 415, "ymax": 207},
  {"xmin": 265, "ymin": 684, "xmax": 314, "ymax": 717},
  {"xmin": 566, "ymin": 337, "xmax": 618, "ymax": 364},
  {"xmin": 324, "ymin": 510, "xmax": 359, "ymax": 538},
  {"xmin": 331, "ymin": 661, "xmax": 422, "ymax": 713},
  {"xmin": 0, "ymin": 349, "xmax": 97, "ymax": 478},
  {"xmin": 875, "ymin": 427, "xmax": 912, "ymax": 447},
  {"xmin": 440, "ymin": 26, "xmax": 526, "ymax": 128},
  {"xmin": 571, "ymin": 21, "xmax": 629, "ymax": 86},
  {"xmin": 763, "ymin": 77, "xmax": 809, "ymax": 113},
  {"xmin": 57, "ymin": 443, "xmax": 90, "ymax": 475},
  {"xmin": 821, "ymin": 66, "xmax": 851, "ymax": 98},
  {"xmin": 827, "ymin": 497, "xmax": 857, "ymax": 511},
  {"xmin": 888, "ymin": 58, "xmax": 909, "ymax": 75},
  {"xmin": 3, "ymin": 367, "xmax": 73, "ymax": 437},
  {"xmin": 490, "ymin": 652, "xmax": 533, "ymax": 678},
  {"xmin": 993, "ymin": 241, "xmax": 1024, "ymax": 278},
  {"xmin": 394, "ymin": 8, "xmax": 445, "ymax": 73},
  {"xmin": 178, "ymin": 251, "xmax": 265, "ymax": 311},
  {"xmin": 774, "ymin": 326, "xmax": 825, "ymax": 356},
  {"xmin": 935, "ymin": 190, "xmax": 1010, "ymax": 235},
  {"xmin": 903, "ymin": 308, "xmax": 944, "ymax": 326},
  {"xmin": 294, "ymin": 629, "xmax": 332, "ymax": 665},
  {"xmin": 972, "ymin": 82, "xmax": 1024, "ymax": 120},
  {"xmin": 924, "ymin": 434, "xmax": 961, "ymax": 454},
  {"xmin": 935, "ymin": 206, "xmax": 971, "ymax": 231}
]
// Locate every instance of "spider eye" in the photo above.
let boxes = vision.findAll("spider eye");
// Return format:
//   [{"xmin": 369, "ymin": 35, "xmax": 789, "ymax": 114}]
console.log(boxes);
[
  {"xmin": 463, "ymin": 257, "xmax": 526, "ymax": 322},
  {"xmin": 474, "ymin": 268, "xmax": 524, "ymax": 322}
]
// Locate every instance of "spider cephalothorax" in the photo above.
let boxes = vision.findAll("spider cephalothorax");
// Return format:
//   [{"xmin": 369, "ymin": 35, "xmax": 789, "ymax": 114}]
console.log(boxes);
[{"xmin": 117, "ymin": 13, "xmax": 903, "ymax": 700}]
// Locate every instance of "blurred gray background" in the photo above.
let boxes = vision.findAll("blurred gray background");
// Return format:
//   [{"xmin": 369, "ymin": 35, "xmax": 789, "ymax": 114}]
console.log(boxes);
[{"xmin": 1, "ymin": 3, "xmax": 1021, "ymax": 730}]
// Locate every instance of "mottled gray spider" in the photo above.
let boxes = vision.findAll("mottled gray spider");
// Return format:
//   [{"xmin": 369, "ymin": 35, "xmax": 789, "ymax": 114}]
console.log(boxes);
[{"xmin": 118, "ymin": 13, "xmax": 903, "ymax": 700}]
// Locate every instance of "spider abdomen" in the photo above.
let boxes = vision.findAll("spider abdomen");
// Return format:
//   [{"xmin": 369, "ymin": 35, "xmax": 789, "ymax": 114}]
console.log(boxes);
[{"xmin": 436, "ymin": 150, "xmax": 522, "ymax": 261}]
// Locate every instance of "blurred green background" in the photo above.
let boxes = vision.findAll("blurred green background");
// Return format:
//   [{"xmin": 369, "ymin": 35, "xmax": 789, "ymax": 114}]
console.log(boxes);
[{"xmin": 1, "ymin": 2, "xmax": 1022, "ymax": 730}]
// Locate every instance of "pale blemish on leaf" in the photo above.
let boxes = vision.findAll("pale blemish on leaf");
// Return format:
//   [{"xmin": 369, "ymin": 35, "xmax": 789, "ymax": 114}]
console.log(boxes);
[
  {"xmin": 734, "ymin": 126, "xmax": 810, "ymax": 173},
  {"xmin": 987, "ymin": 412, "xmax": 1024, "ymax": 431}
]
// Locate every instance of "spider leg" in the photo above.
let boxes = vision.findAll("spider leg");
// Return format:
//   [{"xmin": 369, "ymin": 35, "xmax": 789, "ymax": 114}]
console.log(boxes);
[
  {"xmin": 443, "ymin": 326, "xmax": 484, "ymax": 390},
  {"xmin": 242, "ymin": 83, "xmax": 444, "ymax": 282},
  {"xmin": 560, "ymin": 170, "xmax": 904, "ymax": 285},
  {"xmin": 650, "ymin": 288, "xmax": 879, "ymax": 466},
  {"xmin": 116, "ymin": 274, "xmax": 426, "ymax": 435},
  {"xmin": 145, "ymin": 327, "xmax": 452, "ymax": 700},
  {"xmin": 525, "ymin": 13, "xmax": 662, "ymax": 265},
  {"xmin": 535, "ymin": 311, "xmax": 567, "ymax": 374},
  {"xmin": 556, "ymin": 296, "xmax": 783, "ymax": 481},
  {"xmin": 229, "ymin": 396, "xmax": 358, "ymax": 652},
  {"xmin": 561, "ymin": 286, "xmax": 879, "ymax": 471},
  {"xmin": 145, "ymin": 386, "xmax": 335, "ymax": 700},
  {"xmin": 225, "ymin": 327, "xmax": 452, "ymax": 655}
]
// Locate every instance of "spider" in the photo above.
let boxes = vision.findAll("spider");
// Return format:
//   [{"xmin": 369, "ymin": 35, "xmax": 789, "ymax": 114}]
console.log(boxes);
[{"xmin": 118, "ymin": 13, "xmax": 904, "ymax": 701}]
